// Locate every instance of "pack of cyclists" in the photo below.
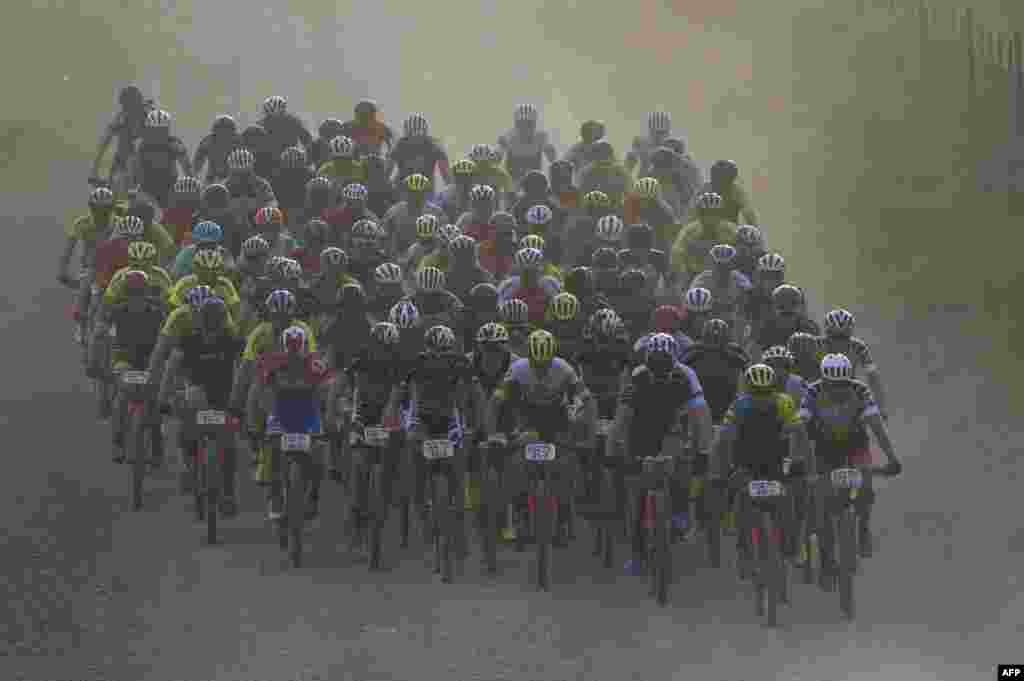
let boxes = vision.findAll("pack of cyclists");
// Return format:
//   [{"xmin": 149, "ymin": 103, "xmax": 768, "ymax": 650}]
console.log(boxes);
[{"xmin": 65, "ymin": 86, "xmax": 903, "ymax": 587}]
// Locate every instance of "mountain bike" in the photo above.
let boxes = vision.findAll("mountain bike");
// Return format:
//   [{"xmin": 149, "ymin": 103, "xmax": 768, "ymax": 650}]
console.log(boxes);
[
  {"xmin": 117, "ymin": 369, "xmax": 159, "ymax": 511},
  {"xmin": 349, "ymin": 423, "xmax": 395, "ymax": 571},
  {"xmin": 188, "ymin": 408, "xmax": 238, "ymax": 545},
  {"xmin": 418, "ymin": 432, "xmax": 464, "ymax": 584},
  {"xmin": 734, "ymin": 471, "xmax": 793, "ymax": 627}
]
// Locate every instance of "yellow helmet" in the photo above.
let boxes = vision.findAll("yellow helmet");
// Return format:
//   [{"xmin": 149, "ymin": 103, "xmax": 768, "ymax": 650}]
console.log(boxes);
[
  {"xmin": 193, "ymin": 248, "xmax": 225, "ymax": 274},
  {"xmin": 519, "ymin": 234, "xmax": 545, "ymax": 252},
  {"xmin": 127, "ymin": 240, "xmax": 158, "ymax": 266},
  {"xmin": 405, "ymin": 173, "xmax": 431, "ymax": 193},
  {"xmin": 451, "ymin": 158, "xmax": 476, "ymax": 177},
  {"xmin": 527, "ymin": 329, "xmax": 558, "ymax": 366},
  {"xmin": 548, "ymin": 292, "xmax": 579, "ymax": 322},
  {"xmin": 415, "ymin": 214, "xmax": 440, "ymax": 241},
  {"xmin": 583, "ymin": 190, "xmax": 611, "ymax": 209},
  {"xmin": 745, "ymin": 363, "xmax": 776, "ymax": 392},
  {"xmin": 635, "ymin": 176, "xmax": 660, "ymax": 199}
]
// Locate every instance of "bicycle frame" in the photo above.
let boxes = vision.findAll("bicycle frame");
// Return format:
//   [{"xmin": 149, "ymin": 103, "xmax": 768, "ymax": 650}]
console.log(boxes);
[
  {"xmin": 189, "ymin": 408, "xmax": 236, "ymax": 545},
  {"xmin": 350, "ymin": 424, "xmax": 395, "ymax": 571},
  {"xmin": 418, "ymin": 433, "xmax": 462, "ymax": 584},
  {"xmin": 639, "ymin": 455, "xmax": 676, "ymax": 606}
]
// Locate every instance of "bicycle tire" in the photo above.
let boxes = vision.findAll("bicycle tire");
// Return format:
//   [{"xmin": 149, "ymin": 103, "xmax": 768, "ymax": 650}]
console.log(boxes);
[
  {"xmin": 839, "ymin": 505, "xmax": 857, "ymax": 619},
  {"xmin": 440, "ymin": 475, "xmax": 456, "ymax": 583},
  {"xmin": 368, "ymin": 463, "xmax": 385, "ymax": 571},
  {"xmin": 205, "ymin": 438, "xmax": 219, "ymax": 546},
  {"xmin": 483, "ymin": 466, "xmax": 499, "ymax": 574},
  {"xmin": 288, "ymin": 456, "xmax": 306, "ymax": 568},
  {"xmin": 705, "ymin": 485, "xmax": 722, "ymax": 568},
  {"xmin": 130, "ymin": 408, "xmax": 147, "ymax": 511},
  {"xmin": 194, "ymin": 443, "xmax": 206, "ymax": 523},
  {"xmin": 657, "ymin": 493, "xmax": 671, "ymax": 607},
  {"xmin": 760, "ymin": 511, "xmax": 779, "ymax": 627},
  {"xmin": 399, "ymin": 497, "xmax": 411, "ymax": 549}
]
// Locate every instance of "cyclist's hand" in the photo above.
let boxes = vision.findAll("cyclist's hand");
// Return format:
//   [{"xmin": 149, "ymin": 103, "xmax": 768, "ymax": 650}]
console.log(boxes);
[
  {"xmin": 486, "ymin": 433, "xmax": 508, "ymax": 447},
  {"xmin": 57, "ymin": 273, "xmax": 75, "ymax": 288},
  {"xmin": 881, "ymin": 460, "xmax": 902, "ymax": 477},
  {"xmin": 159, "ymin": 402, "xmax": 173, "ymax": 416}
]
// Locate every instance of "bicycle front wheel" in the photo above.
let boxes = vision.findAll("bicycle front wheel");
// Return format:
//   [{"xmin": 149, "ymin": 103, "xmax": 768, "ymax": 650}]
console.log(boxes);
[
  {"xmin": 205, "ymin": 438, "xmax": 219, "ymax": 546},
  {"xmin": 287, "ymin": 456, "xmax": 307, "ymax": 568},
  {"xmin": 838, "ymin": 505, "xmax": 858, "ymax": 619},
  {"xmin": 129, "ymin": 407, "xmax": 148, "ymax": 511}
]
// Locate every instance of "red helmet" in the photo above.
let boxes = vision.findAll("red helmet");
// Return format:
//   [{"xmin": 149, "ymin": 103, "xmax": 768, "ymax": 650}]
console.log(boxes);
[
  {"xmin": 122, "ymin": 269, "xmax": 150, "ymax": 294},
  {"xmin": 282, "ymin": 325, "xmax": 307, "ymax": 354},
  {"xmin": 652, "ymin": 304, "xmax": 686, "ymax": 333},
  {"xmin": 255, "ymin": 206, "xmax": 283, "ymax": 227}
]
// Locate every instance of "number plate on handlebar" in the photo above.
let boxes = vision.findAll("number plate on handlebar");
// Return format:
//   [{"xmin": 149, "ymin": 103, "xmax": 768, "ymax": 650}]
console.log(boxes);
[
  {"xmin": 748, "ymin": 480, "xmax": 784, "ymax": 498},
  {"xmin": 423, "ymin": 439, "xmax": 454, "ymax": 460},
  {"xmin": 281, "ymin": 433, "xmax": 312, "ymax": 452},
  {"xmin": 597, "ymin": 419, "xmax": 614, "ymax": 436},
  {"xmin": 122, "ymin": 371, "xmax": 149, "ymax": 385},
  {"xmin": 524, "ymin": 443, "xmax": 556, "ymax": 462},
  {"xmin": 365, "ymin": 426, "xmax": 389, "ymax": 446},
  {"xmin": 831, "ymin": 468, "xmax": 863, "ymax": 489},
  {"xmin": 196, "ymin": 410, "xmax": 226, "ymax": 426}
]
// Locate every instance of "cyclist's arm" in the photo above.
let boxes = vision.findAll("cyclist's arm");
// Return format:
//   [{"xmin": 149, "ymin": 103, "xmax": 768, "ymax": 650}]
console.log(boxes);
[
  {"xmin": 57, "ymin": 234, "xmax": 78, "ymax": 282},
  {"xmin": 192, "ymin": 139, "xmax": 209, "ymax": 178},
  {"xmin": 864, "ymin": 367, "xmax": 887, "ymax": 418},
  {"xmin": 245, "ymin": 370, "xmax": 265, "ymax": 430},
  {"xmin": 735, "ymin": 183, "xmax": 759, "ymax": 226},
  {"xmin": 864, "ymin": 412, "xmax": 899, "ymax": 467},
  {"xmin": 158, "ymin": 347, "xmax": 184, "ymax": 407},
  {"xmin": 90, "ymin": 123, "xmax": 116, "ymax": 177}
]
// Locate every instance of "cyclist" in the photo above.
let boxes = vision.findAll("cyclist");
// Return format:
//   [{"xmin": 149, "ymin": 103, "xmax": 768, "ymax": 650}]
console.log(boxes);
[
  {"xmin": 577, "ymin": 211, "xmax": 625, "ymax": 271},
  {"xmin": 469, "ymin": 144, "xmax": 515, "ymax": 207},
  {"xmin": 645, "ymin": 143, "xmax": 702, "ymax": 222},
  {"xmin": 125, "ymin": 198, "xmax": 177, "ymax": 263},
  {"xmin": 102, "ymin": 241, "xmax": 172, "ymax": 312},
  {"xmin": 89, "ymin": 85, "xmax": 155, "ymax": 190},
  {"xmin": 390, "ymin": 113, "xmax": 450, "ymax": 186},
  {"xmin": 87, "ymin": 270, "xmax": 167, "ymax": 459},
  {"xmin": 195, "ymin": 183, "xmax": 245, "ymax": 259},
  {"xmin": 445, "ymin": 235, "xmax": 495, "ymax": 303},
  {"xmin": 300, "ymin": 176, "xmax": 333, "ymax": 230},
  {"xmin": 617, "ymin": 222, "xmax": 670, "ymax": 299},
  {"xmin": 241, "ymin": 124, "xmax": 277, "ymax": 181},
  {"xmin": 615, "ymin": 332, "xmax": 712, "ymax": 575},
  {"xmin": 748, "ymin": 284, "xmax": 820, "ymax": 361},
  {"xmin": 405, "ymin": 267, "xmax": 465, "ymax": 340},
  {"xmin": 562, "ymin": 266, "xmax": 612, "ymax": 322},
  {"xmin": 733, "ymin": 224, "xmax": 766, "ymax": 281},
  {"xmin": 690, "ymin": 243, "xmax": 753, "ymax": 342},
  {"xmin": 563, "ymin": 190, "xmax": 616, "ymax": 267},
  {"xmin": 311, "ymin": 118, "xmax": 345, "ymax": 169},
  {"xmin": 497, "ymin": 103, "xmax": 558, "ymax": 184},
  {"xmin": 339, "ymin": 99, "xmax": 395, "ymax": 158},
  {"xmin": 441, "ymin": 158, "xmax": 478, "ymax": 223},
  {"xmin": 742, "ymin": 253, "xmax": 788, "ymax": 344},
  {"xmin": 237, "ymin": 236, "xmax": 272, "ymax": 320},
  {"xmin": 713, "ymin": 363, "xmax": 811, "ymax": 565},
  {"xmin": 578, "ymin": 140, "xmax": 632, "ymax": 208},
  {"xmin": 576, "ymin": 310, "xmax": 633, "ymax": 459},
  {"xmin": 522, "ymin": 204, "xmax": 565, "ymax": 266},
  {"xmin": 798, "ymin": 354, "xmax": 902, "ymax": 565},
  {"xmin": 788, "ymin": 331, "xmax": 823, "ymax": 384},
  {"xmin": 258, "ymin": 95, "xmax": 313, "ymax": 160},
  {"xmin": 172, "ymin": 220, "xmax": 236, "ymax": 280},
  {"xmin": 563, "ymin": 119, "xmax": 606, "ymax": 185},
  {"xmin": 759, "ymin": 345, "xmax": 808, "ymax": 405},
  {"xmin": 363, "ymin": 153, "xmax": 400, "ymax": 220},
  {"xmin": 590, "ymin": 247, "xmax": 622, "ymax": 300},
  {"xmin": 511, "ymin": 171, "xmax": 559, "ymax": 230},
  {"xmin": 290, "ymin": 219, "xmax": 330, "ymax": 277},
  {"xmin": 224, "ymin": 148, "xmax": 279, "ymax": 227},
  {"xmin": 384, "ymin": 173, "xmax": 446, "ymax": 256},
  {"xmin": 319, "ymin": 283, "xmax": 372, "ymax": 374},
  {"xmin": 456, "ymin": 184, "xmax": 498, "ymax": 240},
  {"xmin": 316, "ymin": 136, "xmax": 366, "ymax": 192},
  {"xmin": 157, "ymin": 296, "xmax": 245, "ymax": 513},
  {"xmin": 331, "ymin": 320, "xmax": 403, "ymax": 477},
  {"xmin": 162, "ymin": 176, "xmax": 203, "ymax": 247},
  {"xmin": 610, "ymin": 268, "xmax": 656, "ymax": 345},
  {"xmin": 59, "ymin": 186, "xmax": 120, "ymax": 343},
  {"xmin": 548, "ymin": 159, "xmax": 580, "ymax": 216},
  {"xmin": 92, "ymin": 217, "xmax": 148, "ymax": 316},
  {"xmin": 498, "ymin": 298, "xmax": 532, "ymax": 356},
  {"xmin": 169, "ymin": 249, "xmax": 242, "ymax": 321},
  {"xmin": 193, "ymin": 115, "xmax": 240, "ymax": 184},
  {"xmin": 670, "ymin": 192, "xmax": 739, "ymax": 288},
  {"xmin": 347, "ymin": 219, "xmax": 390, "ymax": 287},
  {"xmin": 308, "ymin": 246, "xmax": 359, "ymax": 313},
  {"xmin": 680, "ymin": 318, "xmax": 751, "ymax": 425},
  {"xmin": 625, "ymin": 110, "xmax": 674, "ymax": 176},
  {"xmin": 459, "ymin": 282, "xmax": 500, "ymax": 351},
  {"xmin": 544, "ymin": 292, "xmax": 586, "ymax": 367},
  {"xmin": 415, "ymin": 223, "xmax": 462, "ymax": 275},
  {"xmin": 272, "ymin": 146, "xmax": 315, "ymax": 226},
  {"xmin": 497, "ymin": 248, "xmax": 561, "ymax": 327},
  {"xmin": 699, "ymin": 159, "xmax": 760, "ymax": 227},
  {"xmin": 134, "ymin": 109, "xmax": 193, "ymax": 209},
  {"xmin": 819, "ymin": 309, "xmax": 889, "ymax": 420},
  {"xmin": 518, "ymin": 234, "xmax": 563, "ymax": 285},
  {"xmin": 623, "ymin": 178, "xmax": 676, "ymax": 249},
  {"xmin": 478, "ymin": 212, "xmax": 518, "ymax": 282},
  {"xmin": 681, "ymin": 287, "xmax": 714, "ymax": 342},
  {"xmin": 247, "ymin": 325, "xmax": 334, "ymax": 520}
]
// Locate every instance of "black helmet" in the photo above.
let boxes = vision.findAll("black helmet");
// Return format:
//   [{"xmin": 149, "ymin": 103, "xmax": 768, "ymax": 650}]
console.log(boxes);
[
  {"xmin": 591, "ymin": 247, "xmax": 619, "ymax": 270},
  {"xmin": 337, "ymin": 283, "xmax": 367, "ymax": 308},
  {"xmin": 118, "ymin": 85, "xmax": 143, "ymax": 108},
  {"xmin": 580, "ymin": 120, "xmax": 606, "ymax": 144},
  {"xmin": 701, "ymin": 318, "xmax": 731, "ymax": 346},
  {"xmin": 520, "ymin": 170, "xmax": 549, "ymax": 195},
  {"xmin": 201, "ymin": 183, "xmax": 230, "ymax": 211},
  {"xmin": 589, "ymin": 140, "xmax": 614, "ymax": 161},
  {"xmin": 469, "ymin": 282, "xmax": 498, "ymax": 311},
  {"xmin": 710, "ymin": 159, "xmax": 739, "ymax": 186},
  {"xmin": 354, "ymin": 99, "xmax": 378, "ymax": 116},
  {"xmin": 318, "ymin": 118, "xmax": 345, "ymax": 139},
  {"xmin": 564, "ymin": 266, "xmax": 594, "ymax": 298},
  {"xmin": 549, "ymin": 159, "xmax": 574, "ymax": 183}
]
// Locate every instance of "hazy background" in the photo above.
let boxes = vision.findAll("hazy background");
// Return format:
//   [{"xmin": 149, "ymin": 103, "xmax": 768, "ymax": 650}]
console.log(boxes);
[{"xmin": 2, "ymin": 0, "xmax": 1021, "ymax": 378}]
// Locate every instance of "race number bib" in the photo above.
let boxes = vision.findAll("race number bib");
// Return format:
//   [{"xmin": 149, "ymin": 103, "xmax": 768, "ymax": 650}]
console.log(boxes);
[
  {"xmin": 196, "ymin": 410, "xmax": 227, "ymax": 426},
  {"xmin": 364, "ymin": 426, "xmax": 389, "ymax": 446},
  {"xmin": 748, "ymin": 480, "xmax": 784, "ymax": 498},
  {"xmin": 830, "ymin": 468, "xmax": 863, "ymax": 489},
  {"xmin": 122, "ymin": 370, "xmax": 149, "ymax": 385},
  {"xmin": 423, "ymin": 439, "xmax": 455, "ymax": 460},
  {"xmin": 525, "ymin": 442, "xmax": 556, "ymax": 462},
  {"xmin": 597, "ymin": 419, "xmax": 614, "ymax": 437},
  {"xmin": 281, "ymin": 433, "xmax": 312, "ymax": 452}
]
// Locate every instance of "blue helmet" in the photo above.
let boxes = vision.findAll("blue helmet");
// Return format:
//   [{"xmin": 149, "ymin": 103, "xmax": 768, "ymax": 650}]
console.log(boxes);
[{"xmin": 192, "ymin": 220, "xmax": 223, "ymax": 245}]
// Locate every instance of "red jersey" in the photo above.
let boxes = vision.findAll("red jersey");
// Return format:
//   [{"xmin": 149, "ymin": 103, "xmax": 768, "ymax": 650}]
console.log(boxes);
[
  {"xmin": 163, "ymin": 207, "xmax": 197, "ymax": 247},
  {"xmin": 462, "ymin": 221, "xmax": 495, "ymax": 244},
  {"xmin": 289, "ymin": 249, "xmax": 322, "ymax": 277},
  {"xmin": 257, "ymin": 351, "xmax": 334, "ymax": 386}
]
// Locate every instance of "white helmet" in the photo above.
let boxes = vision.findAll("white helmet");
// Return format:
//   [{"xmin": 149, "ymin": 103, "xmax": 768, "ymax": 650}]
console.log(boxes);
[
  {"xmin": 328, "ymin": 136, "xmax": 355, "ymax": 159},
  {"xmin": 514, "ymin": 103, "xmax": 539, "ymax": 124},
  {"xmin": 389, "ymin": 300, "xmax": 420, "ymax": 328},
  {"xmin": 415, "ymin": 266, "xmax": 447, "ymax": 292},
  {"xmin": 525, "ymin": 204, "xmax": 553, "ymax": 227},
  {"xmin": 757, "ymin": 252, "xmax": 786, "ymax": 273},
  {"xmin": 145, "ymin": 109, "xmax": 172, "ymax": 129},
  {"xmin": 820, "ymin": 353, "xmax": 854, "ymax": 382},
  {"xmin": 595, "ymin": 215, "xmax": 624, "ymax": 242},
  {"xmin": 648, "ymin": 110, "xmax": 671, "ymax": 134},
  {"xmin": 684, "ymin": 287, "xmax": 713, "ymax": 313},
  {"xmin": 404, "ymin": 113, "xmax": 429, "ymax": 137},
  {"xmin": 262, "ymin": 95, "xmax": 288, "ymax": 116}
]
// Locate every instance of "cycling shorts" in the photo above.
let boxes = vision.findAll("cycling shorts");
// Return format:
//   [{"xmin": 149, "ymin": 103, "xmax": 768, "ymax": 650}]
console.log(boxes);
[
  {"xmin": 401, "ymin": 401, "xmax": 465, "ymax": 447},
  {"xmin": 266, "ymin": 397, "xmax": 323, "ymax": 435}
]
